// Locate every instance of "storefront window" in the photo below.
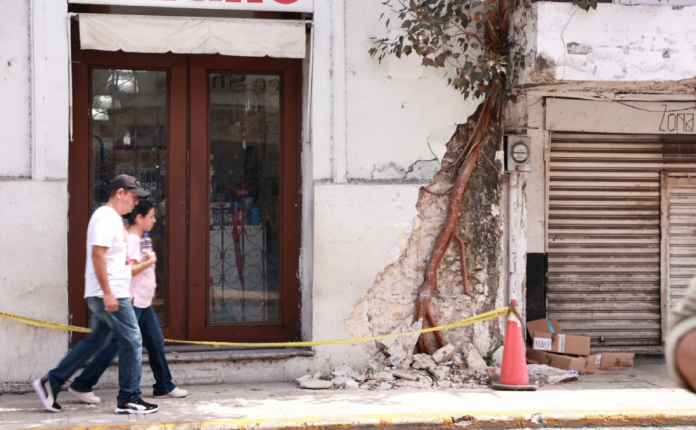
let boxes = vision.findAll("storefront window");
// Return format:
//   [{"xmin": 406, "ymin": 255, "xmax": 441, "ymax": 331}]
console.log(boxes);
[{"xmin": 91, "ymin": 69, "xmax": 168, "ymax": 324}]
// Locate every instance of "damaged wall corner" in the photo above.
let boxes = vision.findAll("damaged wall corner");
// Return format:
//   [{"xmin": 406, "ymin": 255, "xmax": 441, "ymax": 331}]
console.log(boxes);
[{"xmin": 345, "ymin": 112, "xmax": 507, "ymax": 361}]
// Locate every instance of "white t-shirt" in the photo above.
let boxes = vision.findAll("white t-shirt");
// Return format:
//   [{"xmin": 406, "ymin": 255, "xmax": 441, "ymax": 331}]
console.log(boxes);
[{"xmin": 84, "ymin": 206, "xmax": 132, "ymax": 299}]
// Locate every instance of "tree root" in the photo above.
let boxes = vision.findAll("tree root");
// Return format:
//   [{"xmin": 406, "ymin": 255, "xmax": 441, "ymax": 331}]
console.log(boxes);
[
  {"xmin": 411, "ymin": 0, "xmax": 510, "ymax": 355},
  {"xmin": 414, "ymin": 95, "xmax": 498, "ymax": 353},
  {"xmin": 453, "ymin": 233, "xmax": 474, "ymax": 298}
]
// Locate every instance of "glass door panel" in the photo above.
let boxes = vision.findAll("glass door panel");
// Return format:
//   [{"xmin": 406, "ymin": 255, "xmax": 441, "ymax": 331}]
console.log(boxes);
[
  {"xmin": 189, "ymin": 56, "xmax": 302, "ymax": 342},
  {"xmin": 91, "ymin": 68, "xmax": 168, "ymax": 324},
  {"xmin": 208, "ymin": 73, "xmax": 281, "ymax": 325},
  {"xmin": 70, "ymin": 50, "xmax": 186, "ymax": 343}
]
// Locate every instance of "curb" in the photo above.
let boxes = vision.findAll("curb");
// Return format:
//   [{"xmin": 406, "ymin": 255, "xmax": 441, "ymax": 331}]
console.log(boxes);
[{"xmin": 29, "ymin": 409, "xmax": 696, "ymax": 430}]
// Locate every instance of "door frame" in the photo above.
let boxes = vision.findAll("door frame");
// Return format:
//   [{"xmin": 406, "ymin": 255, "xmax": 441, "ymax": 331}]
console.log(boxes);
[
  {"xmin": 188, "ymin": 55, "xmax": 303, "ymax": 342},
  {"xmin": 70, "ymin": 50, "xmax": 303, "ymax": 343},
  {"xmin": 69, "ymin": 49, "xmax": 188, "ymax": 341}
]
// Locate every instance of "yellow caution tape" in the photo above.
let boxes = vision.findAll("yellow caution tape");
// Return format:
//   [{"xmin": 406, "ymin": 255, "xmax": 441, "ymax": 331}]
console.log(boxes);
[
  {"xmin": 0, "ymin": 306, "xmax": 511, "ymax": 348},
  {"xmin": 0, "ymin": 312, "xmax": 92, "ymax": 334}
]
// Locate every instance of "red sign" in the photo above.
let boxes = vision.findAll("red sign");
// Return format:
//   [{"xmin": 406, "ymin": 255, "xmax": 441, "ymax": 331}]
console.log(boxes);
[{"xmin": 69, "ymin": 0, "xmax": 314, "ymax": 13}]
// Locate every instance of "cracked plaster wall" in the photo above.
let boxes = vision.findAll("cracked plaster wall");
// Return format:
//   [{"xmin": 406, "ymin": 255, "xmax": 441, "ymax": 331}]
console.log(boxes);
[
  {"xmin": 344, "ymin": 0, "xmax": 478, "ymax": 181},
  {"xmin": 517, "ymin": 2, "xmax": 696, "ymax": 84},
  {"xmin": 344, "ymin": 116, "xmax": 506, "ymax": 360}
]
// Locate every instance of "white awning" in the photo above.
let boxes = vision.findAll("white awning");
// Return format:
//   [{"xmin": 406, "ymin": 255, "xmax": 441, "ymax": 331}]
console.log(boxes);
[{"xmin": 79, "ymin": 14, "xmax": 306, "ymax": 59}]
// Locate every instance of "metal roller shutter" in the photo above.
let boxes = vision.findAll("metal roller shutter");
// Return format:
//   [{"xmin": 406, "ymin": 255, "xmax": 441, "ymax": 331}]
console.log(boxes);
[
  {"xmin": 663, "ymin": 176, "xmax": 696, "ymax": 320},
  {"xmin": 548, "ymin": 133, "xmax": 696, "ymax": 353}
]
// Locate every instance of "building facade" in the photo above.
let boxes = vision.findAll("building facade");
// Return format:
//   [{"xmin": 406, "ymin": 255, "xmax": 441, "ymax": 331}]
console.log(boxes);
[
  {"xmin": 0, "ymin": 0, "xmax": 481, "ymax": 391},
  {"xmin": 2, "ymin": 0, "xmax": 695, "ymax": 392},
  {"xmin": 511, "ymin": 2, "xmax": 696, "ymax": 354}
]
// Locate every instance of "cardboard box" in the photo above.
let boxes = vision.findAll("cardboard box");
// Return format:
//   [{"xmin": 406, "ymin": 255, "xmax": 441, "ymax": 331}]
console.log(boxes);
[
  {"xmin": 527, "ymin": 347, "xmax": 603, "ymax": 372},
  {"xmin": 527, "ymin": 319, "xmax": 562, "ymax": 338},
  {"xmin": 600, "ymin": 352, "xmax": 635, "ymax": 368},
  {"xmin": 527, "ymin": 318, "xmax": 591, "ymax": 356},
  {"xmin": 531, "ymin": 331, "xmax": 591, "ymax": 356}
]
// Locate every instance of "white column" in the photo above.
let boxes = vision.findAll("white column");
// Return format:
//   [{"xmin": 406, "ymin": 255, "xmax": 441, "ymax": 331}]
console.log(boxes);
[
  {"xmin": 331, "ymin": 0, "xmax": 347, "ymax": 183},
  {"xmin": 30, "ymin": 0, "xmax": 47, "ymax": 181},
  {"xmin": 508, "ymin": 171, "xmax": 528, "ymax": 315}
]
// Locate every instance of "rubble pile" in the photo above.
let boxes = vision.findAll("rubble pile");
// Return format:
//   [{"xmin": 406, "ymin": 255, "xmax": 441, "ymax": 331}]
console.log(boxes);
[
  {"xmin": 295, "ymin": 342, "xmax": 578, "ymax": 391},
  {"xmin": 296, "ymin": 352, "xmax": 491, "ymax": 390}
]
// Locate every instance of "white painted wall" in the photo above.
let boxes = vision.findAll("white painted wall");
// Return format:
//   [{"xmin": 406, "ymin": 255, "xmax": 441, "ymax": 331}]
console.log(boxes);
[
  {"xmin": 0, "ymin": 1, "xmax": 31, "ymax": 178},
  {"xmin": 344, "ymin": 0, "xmax": 479, "ymax": 181},
  {"xmin": 311, "ymin": 183, "xmax": 421, "ymax": 369},
  {"xmin": 519, "ymin": 2, "xmax": 696, "ymax": 83},
  {"xmin": 0, "ymin": 0, "xmax": 70, "ymax": 389},
  {"xmin": 0, "ymin": 180, "xmax": 69, "ymax": 391}
]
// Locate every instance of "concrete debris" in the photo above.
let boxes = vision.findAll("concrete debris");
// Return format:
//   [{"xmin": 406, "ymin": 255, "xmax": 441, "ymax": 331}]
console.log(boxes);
[
  {"xmin": 295, "ymin": 375, "xmax": 313, "ymax": 383},
  {"xmin": 466, "ymin": 343, "xmax": 488, "ymax": 371},
  {"xmin": 299, "ymin": 379, "xmax": 333, "ymax": 390},
  {"xmin": 397, "ymin": 380, "xmax": 433, "ymax": 389},
  {"xmin": 331, "ymin": 365, "xmax": 355, "ymax": 378},
  {"xmin": 527, "ymin": 364, "xmax": 579, "ymax": 386},
  {"xmin": 368, "ymin": 358, "xmax": 386, "ymax": 373},
  {"xmin": 331, "ymin": 376, "xmax": 353, "ymax": 387},
  {"xmin": 371, "ymin": 371, "xmax": 396, "ymax": 381},
  {"xmin": 417, "ymin": 374, "xmax": 433, "ymax": 384},
  {"xmin": 432, "ymin": 343, "xmax": 455, "ymax": 364},
  {"xmin": 391, "ymin": 354, "xmax": 414, "ymax": 370},
  {"xmin": 351, "ymin": 371, "xmax": 368, "ymax": 382},
  {"xmin": 375, "ymin": 323, "xmax": 402, "ymax": 351},
  {"xmin": 389, "ymin": 369, "xmax": 418, "ymax": 381},
  {"xmin": 428, "ymin": 366, "xmax": 450, "ymax": 381},
  {"xmin": 386, "ymin": 318, "xmax": 423, "ymax": 369},
  {"xmin": 412, "ymin": 353, "xmax": 437, "ymax": 370},
  {"xmin": 317, "ymin": 347, "xmax": 581, "ymax": 392}
]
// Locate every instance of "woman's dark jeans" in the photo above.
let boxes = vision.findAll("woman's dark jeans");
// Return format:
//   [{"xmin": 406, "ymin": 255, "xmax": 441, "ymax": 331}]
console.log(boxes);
[{"xmin": 70, "ymin": 304, "xmax": 176, "ymax": 397}]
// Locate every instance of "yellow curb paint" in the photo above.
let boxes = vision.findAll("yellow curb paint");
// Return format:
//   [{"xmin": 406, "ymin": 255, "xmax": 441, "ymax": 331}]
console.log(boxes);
[
  {"xmin": 0, "ymin": 307, "xmax": 511, "ymax": 348},
  {"xmin": 24, "ymin": 409, "xmax": 696, "ymax": 430}
]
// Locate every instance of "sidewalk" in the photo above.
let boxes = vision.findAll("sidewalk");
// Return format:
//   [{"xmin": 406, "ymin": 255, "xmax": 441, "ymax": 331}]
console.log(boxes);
[{"xmin": 2, "ymin": 358, "xmax": 695, "ymax": 430}]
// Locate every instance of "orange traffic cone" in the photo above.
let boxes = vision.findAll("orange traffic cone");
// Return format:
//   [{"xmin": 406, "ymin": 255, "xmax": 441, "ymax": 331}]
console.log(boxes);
[{"xmin": 499, "ymin": 299, "xmax": 529, "ymax": 386}]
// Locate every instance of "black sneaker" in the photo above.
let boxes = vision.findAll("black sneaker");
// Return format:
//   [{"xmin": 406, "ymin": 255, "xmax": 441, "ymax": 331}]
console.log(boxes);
[
  {"xmin": 115, "ymin": 397, "xmax": 159, "ymax": 414},
  {"xmin": 32, "ymin": 377, "xmax": 62, "ymax": 413}
]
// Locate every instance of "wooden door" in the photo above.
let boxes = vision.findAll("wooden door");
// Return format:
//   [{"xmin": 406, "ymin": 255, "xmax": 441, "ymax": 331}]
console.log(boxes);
[
  {"xmin": 69, "ymin": 50, "xmax": 188, "ymax": 341},
  {"xmin": 70, "ymin": 51, "xmax": 302, "ymax": 343},
  {"xmin": 188, "ymin": 56, "xmax": 302, "ymax": 342}
]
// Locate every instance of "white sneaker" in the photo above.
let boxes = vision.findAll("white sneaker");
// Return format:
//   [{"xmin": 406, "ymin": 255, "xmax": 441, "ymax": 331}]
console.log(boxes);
[
  {"xmin": 68, "ymin": 387, "xmax": 101, "ymax": 404},
  {"xmin": 32, "ymin": 377, "xmax": 62, "ymax": 412},
  {"xmin": 154, "ymin": 387, "xmax": 188, "ymax": 398}
]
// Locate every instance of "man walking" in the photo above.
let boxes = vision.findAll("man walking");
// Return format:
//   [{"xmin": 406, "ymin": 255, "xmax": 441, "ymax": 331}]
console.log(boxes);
[{"xmin": 33, "ymin": 175, "xmax": 158, "ymax": 414}]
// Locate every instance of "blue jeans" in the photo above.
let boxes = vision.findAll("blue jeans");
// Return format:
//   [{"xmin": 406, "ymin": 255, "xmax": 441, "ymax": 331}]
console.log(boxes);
[
  {"xmin": 71, "ymin": 305, "xmax": 176, "ymax": 397},
  {"xmin": 47, "ymin": 297, "xmax": 143, "ymax": 405}
]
